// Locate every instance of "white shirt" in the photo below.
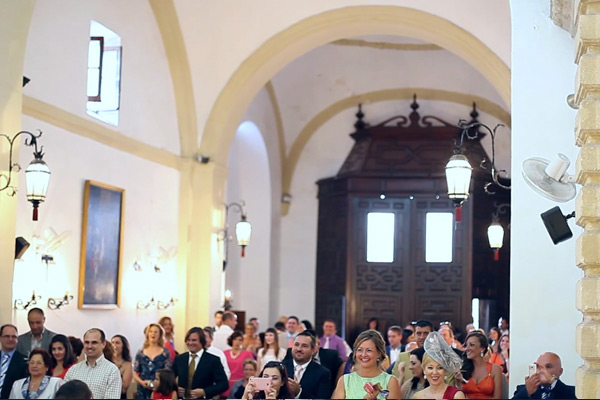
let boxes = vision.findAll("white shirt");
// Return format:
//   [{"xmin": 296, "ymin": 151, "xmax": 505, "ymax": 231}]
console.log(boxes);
[
  {"xmin": 206, "ymin": 346, "xmax": 231, "ymax": 379},
  {"xmin": 389, "ymin": 346, "xmax": 401, "ymax": 365},
  {"xmin": 212, "ymin": 325, "xmax": 234, "ymax": 351},
  {"xmin": 292, "ymin": 360, "xmax": 309, "ymax": 382},
  {"xmin": 188, "ymin": 349, "xmax": 203, "ymax": 369}
]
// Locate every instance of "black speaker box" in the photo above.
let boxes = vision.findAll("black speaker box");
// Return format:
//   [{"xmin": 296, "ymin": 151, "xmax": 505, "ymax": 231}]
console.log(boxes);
[
  {"xmin": 541, "ymin": 206, "xmax": 573, "ymax": 245},
  {"xmin": 15, "ymin": 236, "xmax": 30, "ymax": 259}
]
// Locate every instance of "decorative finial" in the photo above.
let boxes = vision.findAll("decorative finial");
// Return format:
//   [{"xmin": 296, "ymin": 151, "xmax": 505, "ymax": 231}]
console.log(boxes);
[
  {"xmin": 470, "ymin": 102, "xmax": 479, "ymax": 122},
  {"xmin": 410, "ymin": 94, "xmax": 419, "ymax": 112},
  {"xmin": 354, "ymin": 103, "xmax": 366, "ymax": 131}
]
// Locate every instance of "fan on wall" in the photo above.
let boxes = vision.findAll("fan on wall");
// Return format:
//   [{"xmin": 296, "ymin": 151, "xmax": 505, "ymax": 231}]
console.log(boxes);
[
  {"xmin": 522, "ymin": 153, "xmax": 577, "ymax": 244},
  {"xmin": 522, "ymin": 153, "xmax": 576, "ymax": 202}
]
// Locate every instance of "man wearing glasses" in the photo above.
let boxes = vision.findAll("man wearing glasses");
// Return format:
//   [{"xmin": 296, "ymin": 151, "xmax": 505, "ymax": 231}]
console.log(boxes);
[{"xmin": 0, "ymin": 324, "xmax": 28, "ymax": 399}]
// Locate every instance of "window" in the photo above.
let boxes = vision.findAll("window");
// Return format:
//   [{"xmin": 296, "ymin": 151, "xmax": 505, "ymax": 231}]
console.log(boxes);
[
  {"xmin": 366, "ymin": 212, "xmax": 395, "ymax": 263},
  {"xmin": 425, "ymin": 212, "xmax": 453, "ymax": 263},
  {"xmin": 86, "ymin": 21, "xmax": 122, "ymax": 126}
]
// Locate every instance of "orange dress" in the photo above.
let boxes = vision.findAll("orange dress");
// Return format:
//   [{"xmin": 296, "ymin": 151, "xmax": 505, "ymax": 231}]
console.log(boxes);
[{"xmin": 461, "ymin": 362, "xmax": 495, "ymax": 399}]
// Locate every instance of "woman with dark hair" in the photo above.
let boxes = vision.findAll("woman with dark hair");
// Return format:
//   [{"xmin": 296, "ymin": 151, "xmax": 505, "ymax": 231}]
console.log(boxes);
[
  {"xmin": 225, "ymin": 331, "xmax": 254, "ymax": 397},
  {"xmin": 332, "ymin": 330, "xmax": 400, "ymax": 399},
  {"xmin": 400, "ymin": 347, "xmax": 427, "ymax": 399},
  {"xmin": 133, "ymin": 323, "xmax": 172, "ymax": 399},
  {"xmin": 301, "ymin": 320, "xmax": 313, "ymax": 331},
  {"xmin": 459, "ymin": 331, "xmax": 503, "ymax": 398},
  {"xmin": 49, "ymin": 334, "xmax": 77, "ymax": 379},
  {"xmin": 9, "ymin": 348, "xmax": 62, "ymax": 399},
  {"xmin": 242, "ymin": 361, "xmax": 292, "ymax": 399},
  {"xmin": 366, "ymin": 317, "xmax": 379, "ymax": 331},
  {"xmin": 488, "ymin": 327, "xmax": 501, "ymax": 353},
  {"xmin": 256, "ymin": 328, "xmax": 286, "ymax": 371},
  {"xmin": 68, "ymin": 336, "xmax": 84, "ymax": 362},
  {"xmin": 112, "ymin": 334, "xmax": 133, "ymax": 399},
  {"xmin": 401, "ymin": 328, "xmax": 415, "ymax": 351}
]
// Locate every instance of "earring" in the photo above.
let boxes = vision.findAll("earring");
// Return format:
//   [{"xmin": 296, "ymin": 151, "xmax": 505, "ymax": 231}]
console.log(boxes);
[{"xmin": 480, "ymin": 351, "xmax": 485, "ymax": 357}]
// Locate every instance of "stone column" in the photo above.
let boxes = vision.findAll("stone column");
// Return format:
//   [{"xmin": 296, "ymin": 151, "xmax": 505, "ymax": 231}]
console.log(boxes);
[{"xmin": 574, "ymin": 1, "xmax": 600, "ymax": 397}]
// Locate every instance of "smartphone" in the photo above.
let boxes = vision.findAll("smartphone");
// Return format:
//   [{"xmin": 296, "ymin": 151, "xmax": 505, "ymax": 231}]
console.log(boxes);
[
  {"xmin": 250, "ymin": 377, "xmax": 272, "ymax": 391},
  {"xmin": 528, "ymin": 364, "xmax": 537, "ymax": 377}
]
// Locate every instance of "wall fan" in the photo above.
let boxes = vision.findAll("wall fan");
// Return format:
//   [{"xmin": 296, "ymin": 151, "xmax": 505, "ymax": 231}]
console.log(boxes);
[
  {"xmin": 522, "ymin": 153, "xmax": 577, "ymax": 245},
  {"xmin": 522, "ymin": 153, "xmax": 576, "ymax": 202}
]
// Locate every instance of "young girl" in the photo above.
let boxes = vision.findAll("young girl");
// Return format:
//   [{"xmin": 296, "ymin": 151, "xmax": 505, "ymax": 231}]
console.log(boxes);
[{"xmin": 151, "ymin": 369, "xmax": 177, "ymax": 399}]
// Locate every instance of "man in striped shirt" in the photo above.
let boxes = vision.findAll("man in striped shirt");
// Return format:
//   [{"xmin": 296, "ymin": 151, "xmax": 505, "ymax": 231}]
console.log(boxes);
[{"xmin": 64, "ymin": 328, "xmax": 121, "ymax": 399}]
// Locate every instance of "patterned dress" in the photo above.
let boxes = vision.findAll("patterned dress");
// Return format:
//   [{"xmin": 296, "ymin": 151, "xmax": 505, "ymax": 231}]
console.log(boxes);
[{"xmin": 134, "ymin": 347, "xmax": 172, "ymax": 399}]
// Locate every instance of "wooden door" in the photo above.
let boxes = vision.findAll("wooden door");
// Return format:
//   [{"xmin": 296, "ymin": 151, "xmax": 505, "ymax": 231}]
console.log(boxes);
[{"xmin": 346, "ymin": 195, "xmax": 471, "ymax": 343}]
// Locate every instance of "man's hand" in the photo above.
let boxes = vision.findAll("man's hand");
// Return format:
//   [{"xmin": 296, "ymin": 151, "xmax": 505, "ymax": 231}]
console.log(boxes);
[
  {"xmin": 177, "ymin": 386, "xmax": 186, "ymax": 397},
  {"xmin": 190, "ymin": 388, "xmax": 206, "ymax": 398},
  {"xmin": 525, "ymin": 374, "xmax": 541, "ymax": 396},
  {"xmin": 287, "ymin": 378, "xmax": 301, "ymax": 396}
]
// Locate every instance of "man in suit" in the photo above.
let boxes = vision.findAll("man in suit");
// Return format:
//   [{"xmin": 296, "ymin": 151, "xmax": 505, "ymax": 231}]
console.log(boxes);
[
  {"xmin": 172, "ymin": 327, "xmax": 228, "ymax": 399},
  {"xmin": 284, "ymin": 331, "xmax": 332, "ymax": 399},
  {"xmin": 0, "ymin": 324, "xmax": 28, "ymax": 399},
  {"xmin": 284, "ymin": 329, "xmax": 343, "ymax": 389},
  {"xmin": 388, "ymin": 320, "xmax": 434, "ymax": 384},
  {"xmin": 512, "ymin": 352, "xmax": 576, "ymax": 399},
  {"xmin": 16, "ymin": 307, "xmax": 56, "ymax": 356},
  {"xmin": 386, "ymin": 325, "xmax": 403, "ymax": 365}
]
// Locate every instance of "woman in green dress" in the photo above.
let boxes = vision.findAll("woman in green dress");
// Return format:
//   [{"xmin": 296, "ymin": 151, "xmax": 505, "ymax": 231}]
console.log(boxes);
[{"xmin": 332, "ymin": 330, "xmax": 401, "ymax": 399}]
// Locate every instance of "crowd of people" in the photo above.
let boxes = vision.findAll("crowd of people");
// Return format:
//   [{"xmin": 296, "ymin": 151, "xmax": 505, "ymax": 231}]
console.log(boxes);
[{"xmin": 0, "ymin": 308, "xmax": 577, "ymax": 399}]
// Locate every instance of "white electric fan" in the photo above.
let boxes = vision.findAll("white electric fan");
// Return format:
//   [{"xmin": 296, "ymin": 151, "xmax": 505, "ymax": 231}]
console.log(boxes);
[{"xmin": 522, "ymin": 153, "xmax": 577, "ymax": 202}]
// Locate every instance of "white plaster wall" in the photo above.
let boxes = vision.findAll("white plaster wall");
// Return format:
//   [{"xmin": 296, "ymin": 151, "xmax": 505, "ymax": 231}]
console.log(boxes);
[
  {"xmin": 510, "ymin": 0, "xmax": 582, "ymax": 394},
  {"xmin": 273, "ymin": 43, "xmax": 506, "ymax": 155},
  {"xmin": 23, "ymin": 0, "xmax": 180, "ymax": 154},
  {"xmin": 241, "ymin": 87, "xmax": 284, "ymax": 326},
  {"xmin": 14, "ymin": 115, "xmax": 181, "ymax": 354},
  {"xmin": 174, "ymin": 0, "xmax": 510, "ymax": 147},
  {"xmin": 225, "ymin": 121, "xmax": 272, "ymax": 327}
]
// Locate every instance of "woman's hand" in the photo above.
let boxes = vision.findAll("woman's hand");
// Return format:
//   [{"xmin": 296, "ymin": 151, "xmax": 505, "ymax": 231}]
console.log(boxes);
[
  {"xmin": 242, "ymin": 380, "xmax": 257, "ymax": 400},
  {"xmin": 362, "ymin": 383, "xmax": 380, "ymax": 400},
  {"xmin": 454, "ymin": 371, "xmax": 465, "ymax": 389},
  {"xmin": 265, "ymin": 385, "xmax": 278, "ymax": 399}
]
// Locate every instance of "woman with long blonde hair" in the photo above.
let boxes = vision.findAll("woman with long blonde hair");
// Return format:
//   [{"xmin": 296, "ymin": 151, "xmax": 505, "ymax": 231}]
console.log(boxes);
[{"xmin": 133, "ymin": 323, "xmax": 172, "ymax": 399}]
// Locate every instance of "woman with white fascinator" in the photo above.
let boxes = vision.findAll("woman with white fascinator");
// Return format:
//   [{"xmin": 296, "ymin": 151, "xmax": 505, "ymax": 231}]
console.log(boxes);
[{"xmin": 413, "ymin": 331, "xmax": 465, "ymax": 399}]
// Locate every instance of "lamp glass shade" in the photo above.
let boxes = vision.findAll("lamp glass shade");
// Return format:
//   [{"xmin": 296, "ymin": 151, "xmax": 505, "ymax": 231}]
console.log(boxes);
[
  {"xmin": 487, "ymin": 222, "xmax": 505, "ymax": 249},
  {"xmin": 445, "ymin": 154, "xmax": 472, "ymax": 200},
  {"xmin": 236, "ymin": 220, "xmax": 252, "ymax": 246},
  {"xmin": 25, "ymin": 158, "xmax": 50, "ymax": 202}
]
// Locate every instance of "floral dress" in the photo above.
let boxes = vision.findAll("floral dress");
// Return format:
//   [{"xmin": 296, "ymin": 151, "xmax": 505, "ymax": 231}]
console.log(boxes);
[{"xmin": 134, "ymin": 347, "xmax": 172, "ymax": 399}]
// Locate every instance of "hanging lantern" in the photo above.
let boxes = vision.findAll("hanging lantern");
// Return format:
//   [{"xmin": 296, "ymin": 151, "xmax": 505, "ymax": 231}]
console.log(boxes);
[
  {"xmin": 25, "ymin": 152, "xmax": 51, "ymax": 221},
  {"xmin": 445, "ymin": 154, "xmax": 472, "ymax": 222},
  {"xmin": 235, "ymin": 216, "xmax": 252, "ymax": 257},
  {"xmin": 487, "ymin": 222, "xmax": 505, "ymax": 261}
]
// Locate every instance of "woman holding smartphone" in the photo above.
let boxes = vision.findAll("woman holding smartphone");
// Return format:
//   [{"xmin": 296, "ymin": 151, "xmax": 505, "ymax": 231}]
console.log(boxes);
[{"xmin": 242, "ymin": 361, "xmax": 292, "ymax": 399}]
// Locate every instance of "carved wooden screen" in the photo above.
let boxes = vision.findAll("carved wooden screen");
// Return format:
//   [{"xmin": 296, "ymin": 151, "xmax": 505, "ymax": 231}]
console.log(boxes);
[
  {"xmin": 345, "ymin": 195, "xmax": 469, "ymax": 343},
  {"xmin": 314, "ymin": 99, "xmax": 500, "ymax": 342}
]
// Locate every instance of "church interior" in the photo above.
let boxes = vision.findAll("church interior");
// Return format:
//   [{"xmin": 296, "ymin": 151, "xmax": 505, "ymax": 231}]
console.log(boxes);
[{"xmin": 1, "ymin": 0, "xmax": 597, "ymax": 396}]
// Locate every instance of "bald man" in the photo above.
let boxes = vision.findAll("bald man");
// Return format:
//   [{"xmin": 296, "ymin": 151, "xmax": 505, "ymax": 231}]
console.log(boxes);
[{"xmin": 512, "ymin": 352, "xmax": 576, "ymax": 399}]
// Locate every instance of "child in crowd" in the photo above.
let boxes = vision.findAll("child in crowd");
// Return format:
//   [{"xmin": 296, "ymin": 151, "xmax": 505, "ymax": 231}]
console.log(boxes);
[{"xmin": 151, "ymin": 369, "xmax": 178, "ymax": 399}]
